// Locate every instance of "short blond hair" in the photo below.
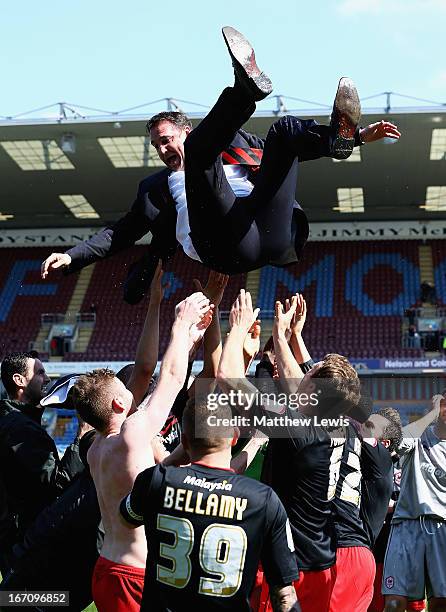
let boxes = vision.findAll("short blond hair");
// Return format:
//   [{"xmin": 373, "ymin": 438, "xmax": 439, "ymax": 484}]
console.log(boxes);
[
  {"xmin": 72, "ymin": 368, "xmax": 117, "ymax": 433},
  {"xmin": 182, "ymin": 397, "xmax": 233, "ymax": 452}
]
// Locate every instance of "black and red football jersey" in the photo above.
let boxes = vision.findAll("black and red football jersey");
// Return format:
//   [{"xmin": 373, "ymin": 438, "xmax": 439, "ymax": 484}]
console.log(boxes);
[
  {"xmin": 121, "ymin": 462, "xmax": 298, "ymax": 611},
  {"xmin": 332, "ymin": 423, "xmax": 370, "ymax": 549}
]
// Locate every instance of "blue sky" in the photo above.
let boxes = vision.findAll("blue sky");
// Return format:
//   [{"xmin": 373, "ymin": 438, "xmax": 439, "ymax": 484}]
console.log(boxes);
[{"xmin": 2, "ymin": 0, "xmax": 445, "ymax": 118}]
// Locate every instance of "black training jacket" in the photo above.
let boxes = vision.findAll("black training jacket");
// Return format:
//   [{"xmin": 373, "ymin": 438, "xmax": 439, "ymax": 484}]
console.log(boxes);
[{"xmin": 0, "ymin": 399, "xmax": 84, "ymax": 548}]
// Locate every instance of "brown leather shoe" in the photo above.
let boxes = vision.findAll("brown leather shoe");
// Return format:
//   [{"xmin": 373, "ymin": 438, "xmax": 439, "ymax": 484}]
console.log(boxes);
[
  {"xmin": 330, "ymin": 77, "xmax": 361, "ymax": 159},
  {"xmin": 222, "ymin": 26, "xmax": 273, "ymax": 101}
]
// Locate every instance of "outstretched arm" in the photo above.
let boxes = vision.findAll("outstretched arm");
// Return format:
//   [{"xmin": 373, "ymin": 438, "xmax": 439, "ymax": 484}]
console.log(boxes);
[
  {"xmin": 272, "ymin": 297, "xmax": 303, "ymax": 387},
  {"xmin": 41, "ymin": 197, "xmax": 152, "ymax": 278},
  {"xmin": 230, "ymin": 430, "xmax": 268, "ymax": 474},
  {"xmin": 402, "ymin": 394, "xmax": 442, "ymax": 439},
  {"xmin": 288, "ymin": 294, "xmax": 313, "ymax": 368},
  {"xmin": 359, "ymin": 120, "xmax": 401, "ymax": 144},
  {"xmin": 218, "ymin": 290, "xmax": 259, "ymax": 383},
  {"xmin": 127, "ymin": 262, "xmax": 166, "ymax": 405},
  {"xmin": 218, "ymin": 291, "xmax": 291, "ymax": 432},
  {"xmin": 243, "ymin": 320, "xmax": 261, "ymax": 374},
  {"xmin": 217, "ymin": 290, "xmax": 261, "ymax": 405},
  {"xmin": 122, "ymin": 292, "xmax": 212, "ymax": 442},
  {"xmin": 193, "ymin": 272, "xmax": 229, "ymax": 381}
]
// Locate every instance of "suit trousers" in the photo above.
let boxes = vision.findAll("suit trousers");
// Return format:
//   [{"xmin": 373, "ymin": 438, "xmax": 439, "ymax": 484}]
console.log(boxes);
[{"xmin": 184, "ymin": 86, "xmax": 334, "ymax": 273}]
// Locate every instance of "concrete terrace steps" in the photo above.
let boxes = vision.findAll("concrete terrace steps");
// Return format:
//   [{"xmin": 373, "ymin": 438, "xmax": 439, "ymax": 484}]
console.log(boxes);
[
  {"xmin": 65, "ymin": 265, "xmax": 96, "ymax": 323},
  {"xmin": 418, "ymin": 244, "xmax": 434, "ymax": 286}
]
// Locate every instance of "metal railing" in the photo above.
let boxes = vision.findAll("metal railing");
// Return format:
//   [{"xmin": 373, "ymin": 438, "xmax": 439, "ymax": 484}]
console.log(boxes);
[
  {"xmin": 41, "ymin": 313, "xmax": 65, "ymax": 324},
  {"xmin": 76, "ymin": 312, "xmax": 96, "ymax": 324},
  {"xmin": 1, "ymin": 92, "xmax": 445, "ymax": 126},
  {"xmin": 40, "ymin": 312, "xmax": 96, "ymax": 325}
]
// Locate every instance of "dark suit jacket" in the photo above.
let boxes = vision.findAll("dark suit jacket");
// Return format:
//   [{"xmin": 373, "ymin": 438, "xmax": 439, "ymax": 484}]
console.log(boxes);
[
  {"xmin": 0, "ymin": 399, "xmax": 84, "ymax": 561},
  {"xmin": 65, "ymin": 128, "xmax": 306, "ymax": 275}
]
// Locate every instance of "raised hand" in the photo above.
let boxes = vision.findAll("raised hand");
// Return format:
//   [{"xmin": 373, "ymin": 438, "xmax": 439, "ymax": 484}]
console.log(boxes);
[
  {"xmin": 359, "ymin": 120, "xmax": 401, "ymax": 143},
  {"xmin": 431, "ymin": 394, "xmax": 444, "ymax": 420},
  {"xmin": 193, "ymin": 270, "xmax": 229, "ymax": 307},
  {"xmin": 41, "ymin": 253, "xmax": 72, "ymax": 279},
  {"xmin": 150, "ymin": 260, "xmax": 169, "ymax": 304},
  {"xmin": 243, "ymin": 320, "xmax": 261, "ymax": 361},
  {"xmin": 229, "ymin": 289, "xmax": 260, "ymax": 333},
  {"xmin": 189, "ymin": 305, "xmax": 214, "ymax": 346},
  {"xmin": 273, "ymin": 295, "xmax": 298, "ymax": 336},
  {"xmin": 289, "ymin": 293, "xmax": 307, "ymax": 336},
  {"xmin": 175, "ymin": 292, "xmax": 211, "ymax": 325}
]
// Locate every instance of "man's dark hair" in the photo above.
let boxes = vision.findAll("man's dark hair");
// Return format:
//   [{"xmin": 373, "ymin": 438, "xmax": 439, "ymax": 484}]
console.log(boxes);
[
  {"xmin": 1, "ymin": 351, "xmax": 39, "ymax": 396},
  {"xmin": 377, "ymin": 407, "xmax": 403, "ymax": 453},
  {"xmin": 72, "ymin": 368, "xmax": 117, "ymax": 433},
  {"xmin": 146, "ymin": 111, "xmax": 192, "ymax": 134},
  {"xmin": 312, "ymin": 353, "xmax": 362, "ymax": 419},
  {"xmin": 182, "ymin": 396, "xmax": 233, "ymax": 452}
]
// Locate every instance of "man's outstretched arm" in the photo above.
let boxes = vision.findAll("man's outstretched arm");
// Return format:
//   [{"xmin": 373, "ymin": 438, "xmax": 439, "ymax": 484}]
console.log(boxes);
[
  {"xmin": 272, "ymin": 297, "xmax": 304, "ymax": 390},
  {"xmin": 127, "ymin": 262, "xmax": 165, "ymax": 405},
  {"xmin": 192, "ymin": 271, "xmax": 229, "ymax": 383},
  {"xmin": 217, "ymin": 289, "xmax": 260, "ymax": 392},
  {"xmin": 230, "ymin": 431, "xmax": 268, "ymax": 474},
  {"xmin": 122, "ymin": 292, "xmax": 212, "ymax": 443},
  {"xmin": 288, "ymin": 294, "xmax": 312, "ymax": 368},
  {"xmin": 359, "ymin": 120, "xmax": 401, "ymax": 144},
  {"xmin": 41, "ymin": 200, "xmax": 152, "ymax": 278},
  {"xmin": 401, "ymin": 394, "xmax": 442, "ymax": 440}
]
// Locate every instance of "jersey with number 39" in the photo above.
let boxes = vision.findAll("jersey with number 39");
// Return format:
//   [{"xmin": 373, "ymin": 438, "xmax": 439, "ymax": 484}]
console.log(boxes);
[{"xmin": 120, "ymin": 463, "xmax": 298, "ymax": 611}]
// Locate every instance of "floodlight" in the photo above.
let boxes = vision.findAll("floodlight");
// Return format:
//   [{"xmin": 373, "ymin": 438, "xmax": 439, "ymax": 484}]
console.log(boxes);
[{"xmin": 60, "ymin": 133, "xmax": 76, "ymax": 154}]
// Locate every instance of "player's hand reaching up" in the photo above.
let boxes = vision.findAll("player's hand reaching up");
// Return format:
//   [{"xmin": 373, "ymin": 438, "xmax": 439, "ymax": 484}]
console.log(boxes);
[
  {"xmin": 175, "ymin": 292, "xmax": 214, "ymax": 349},
  {"xmin": 431, "ymin": 394, "xmax": 444, "ymax": 420},
  {"xmin": 288, "ymin": 293, "xmax": 307, "ymax": 336},
  {"xmin": 41, "ymin": 252, "xmax": 72, "ymax": 279},
  {"xmin": 243, "ymin": 320, "xmax": 261, "ymax": 361},
  {"xmin": 150, "ymin": 260, "xmax": 169, "ymax": 304},
  {"xmin": 359, "ymin": 120, "xmax": 401, "ymax": 143},
  {"xmin": 273, "ymin": 295, "xmax": 297, "ymax": 337},
  {"xmin": 175, "ymin": 292, "xmax": 211, "ymax": 324},
  {"xmin": 229, "ymin": 289, "xmax": 260, "ymax": 333},
  {"xmin": 193, "ymin": 270, "xmax": 229, "ymax": 307},
  {"xmin": 189, "ymin": 307, "xmax": 214, "ymax": 347}
]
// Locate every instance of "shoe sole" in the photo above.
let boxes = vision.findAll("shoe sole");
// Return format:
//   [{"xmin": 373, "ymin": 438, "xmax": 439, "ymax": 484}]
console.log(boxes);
[
  {"xmin": 222, "ymin": 26, "xmax": 272, "ymax": 99},
  {"xmin": 333, "ymin": 77, "xmax": 361, "ymax": 139}
]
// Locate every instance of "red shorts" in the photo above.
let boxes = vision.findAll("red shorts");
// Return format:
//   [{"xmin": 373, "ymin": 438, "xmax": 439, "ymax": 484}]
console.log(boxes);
[
  {"xmin": 295, "ymin": 566, "xmax": 337, "ymax": 612},
  {"xmin": 329, "ymin": 546, "xmax": 375, "ymax": 612},
  {"xmin": 92, "ymin": 555, "xmax": 145, "ymax": 612},
  {"xmin": 368, "ymin": 562, "xmax": 426, "ymax": 612},
  {"xmin": 251, "ymin": 564, "xmax": 336, "ymax": 612}
]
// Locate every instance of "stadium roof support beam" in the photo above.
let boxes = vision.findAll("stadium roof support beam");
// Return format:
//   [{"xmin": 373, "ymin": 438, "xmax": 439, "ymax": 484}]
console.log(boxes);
[{"xmin": 1, "ymin": 92, "xmax": 446, "ymax": 126}]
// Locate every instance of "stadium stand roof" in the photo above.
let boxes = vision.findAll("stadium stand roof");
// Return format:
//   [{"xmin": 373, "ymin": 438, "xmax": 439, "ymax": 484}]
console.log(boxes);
[{"xmin": 1, "ymin": 101, "xmax": 445, "ymax": 228}]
